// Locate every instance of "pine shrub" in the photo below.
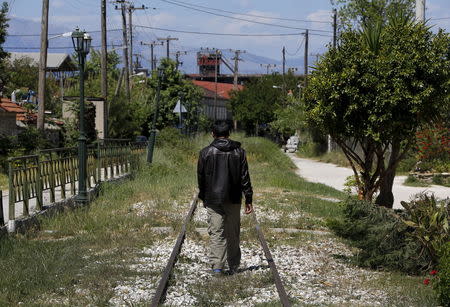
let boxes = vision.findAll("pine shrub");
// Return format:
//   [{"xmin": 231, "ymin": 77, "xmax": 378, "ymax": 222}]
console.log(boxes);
[{"xmin": 327, "ymin": 198, "xmax": 431, "ymax": 274}]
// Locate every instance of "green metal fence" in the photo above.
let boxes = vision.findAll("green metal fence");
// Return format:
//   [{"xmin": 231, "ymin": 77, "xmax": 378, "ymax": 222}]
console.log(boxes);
[{"xmin": 3, "ymin": 139, "xmax": 147, "ymax": 224}]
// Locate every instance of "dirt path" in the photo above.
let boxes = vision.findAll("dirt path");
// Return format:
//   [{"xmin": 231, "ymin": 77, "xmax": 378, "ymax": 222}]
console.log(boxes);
[{"xmin": 287, "ymin": 153, "xmax": 450, "ymax": 209}]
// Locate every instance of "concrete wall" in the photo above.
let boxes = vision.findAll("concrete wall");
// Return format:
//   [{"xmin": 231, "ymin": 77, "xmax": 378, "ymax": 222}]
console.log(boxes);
[
  {"xmin": 62, "ymin": 99, "xmax": 106, "ymax": 139},
  {"xmin": 0, "ymin": 112, "xmax": 19, "ymax": 136}
]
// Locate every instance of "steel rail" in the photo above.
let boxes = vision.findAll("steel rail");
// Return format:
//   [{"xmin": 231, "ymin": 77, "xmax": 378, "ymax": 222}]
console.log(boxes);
[
  {"xmin": 150, "ymin": 194, "xmax": 198, "ymax": 307},
  {"xmin": 252, "ymin": 211, "xmax": 292, "ymax": 307},
  {"xmin": 150, "ymin": 196, "xmax": 291, "ymax": 307}
]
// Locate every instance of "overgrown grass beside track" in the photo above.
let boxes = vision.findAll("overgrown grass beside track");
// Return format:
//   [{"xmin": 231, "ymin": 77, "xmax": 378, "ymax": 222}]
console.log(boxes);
[{"xmin": 0, "ymin": 131, "xmax": 437, "ymax": 306}]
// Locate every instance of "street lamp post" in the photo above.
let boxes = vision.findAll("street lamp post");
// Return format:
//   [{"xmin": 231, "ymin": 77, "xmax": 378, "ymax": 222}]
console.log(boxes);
[
  {"xmin": 147, "ymin": 68, "xmax": 164, "ymax": 163},
  {"xmin": 71, "ymin": 28, "xmax": 92, "ymax": 205}
]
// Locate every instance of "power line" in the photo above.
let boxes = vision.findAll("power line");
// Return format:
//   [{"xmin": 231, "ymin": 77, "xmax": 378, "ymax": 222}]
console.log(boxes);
[
  {"xmin": 158, "ymin": 0, "xmax": 333, "ymax": 33},
  {"xmin": 158, "ymin": 0, "xmax": 331, "ymax": 24},
  {"xmin": 4, "ymin": 44, "xmax": 115, "ymax": 50},
  {"xmin": 431, "ymin": 16, "xmax": 450, "ymax": 20},
  {"xmin": 285, "ymin": 37, "xmax": 305, "ymax": 56},
  {"xmin": 135, "ymin": 25, "xmax": 304, "ymax": 36},
  {"xmin": 8, "ymin": 29, "xmax": 122, "ymax": 37}
]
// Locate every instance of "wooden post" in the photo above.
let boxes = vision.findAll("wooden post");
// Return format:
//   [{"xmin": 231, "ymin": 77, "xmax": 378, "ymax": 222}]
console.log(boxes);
[
  {"xmin": 101, "ymin": 0, "xmax": 108, "ymax": 137},
  {"xmin": 23, "ymin": 169, "xmax": 29, "ymax": 216},
  {"xmin": 120, "ymin": 2, "xmax": 131, "ymax": 100},
  {"xmin": 304, "ymin": 30, "xmax": 309, "ymax": 83},
  {"xmin": 48, "ymin": 155, "xmax": 55, "ymax": 203},
  {"xmin": 333, "ymin": 9, "xmax": 337, "ymax": 49},
  {"xmin": 60, "ymin": 156, "xmax": 66, "ymax": 199},
  {"xmin": 8, "ymin": 161, "xmax": 14, "ymax": 221},
  {"xmin": 0, "ymin": 190, "xmax": 4, "ymax": 225},
  {"xmin": 37, "ymin": 0, "xmax": 49, "ymax": 131},
  {"xmin": 36, "ymin": 156, "xmax": 43, "ymax": 210}
]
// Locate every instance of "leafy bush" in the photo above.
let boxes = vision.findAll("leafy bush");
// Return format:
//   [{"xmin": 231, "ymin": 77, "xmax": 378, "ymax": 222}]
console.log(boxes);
[
  {"xmin": 397, "ymin": 154, "xmax": 418, "ymax": 173},
  {"xmin": 328, "ymin": 198, "xmax": 431, "ymax": 273},
  {"xmin": 298, "ymin": 141, "xmax": 327, "ymax": 157},
  {"xmin": 156, "ymin": 127, "xmax": 184, "ymax": 147},
  {"xmin": 432, "ymin": 174, "xmax": 450, "ymax": 187},
  {"xmin": 416, "ymin": 124, "xmax": 449, "ymax": 162},
  {"xmin": 434, "ymin": 242, "xmax": 450, "ymax": 306},
  {"xmin": 329, "ymin": 195, "xmax": 450, "ymax": 274},
  {"xmin": 404, "ymin": 174, "xmax": 430, "ymax": 187},
  {"xmin": 401, "ymin": 194, "xmax": 449, "ymax": 264}
]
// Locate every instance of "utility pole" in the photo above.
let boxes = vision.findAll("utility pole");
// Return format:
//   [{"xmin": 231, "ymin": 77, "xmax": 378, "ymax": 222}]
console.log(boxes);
[
  {"xmin": 260, "ymin": 63, "xmax": 276, "ymax": 74},
  {"xmin": 37, "ymin": 0, "xmax": 49, "ymax": 132},
  {"xmin": 231, "ymin": 50, "xmax": 245, "ymax": 88},
  {"xmin": 101, "ymin": 0, "xmax": 108, "ymax": 137},
  {"xmin": 333, "ymin": 8, "xmax": 337, "ymax": 48},
  {"xmin": 213, "ymin": 49, "xmax": 221, "ymax": 121},
  {"xmin": 140, "ymin": 41, "xmax": 163, "ymax": 71},
  {"xmin": 416, "ymin": 0, "xmax": 425, "ymax": 22},
  {"xmin": 303, "ymin": 29, "xmax": 309, "ymax": 82},
  {"xmin": 157, "ymin": 36, "xmax": 179, "ymax": 59},
  {"xmin": 174, "ymin": 51, "xmax": 187, "ymax": 70},
  {"xmin": 282, "ymin": 46, "xmax": 286, "ymax": 75},
  {"xmin": 128, "ymin": 4, "xmax": 147, "ymax": 74},
  {"xmin": 115, "ymin": 1, "xmax": 131, "ymax": 100}
]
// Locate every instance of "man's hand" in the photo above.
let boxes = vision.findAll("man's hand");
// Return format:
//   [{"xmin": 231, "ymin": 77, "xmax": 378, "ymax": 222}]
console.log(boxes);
[{"xmin": 244, "ymin": 203, "xmax": 253, "ymax": 215}]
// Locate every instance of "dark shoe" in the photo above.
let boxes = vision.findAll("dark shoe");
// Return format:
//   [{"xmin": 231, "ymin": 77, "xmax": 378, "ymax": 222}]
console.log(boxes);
[{"xmin": 227, "ymin": 266, "xmax": 239, "ymax": 275}]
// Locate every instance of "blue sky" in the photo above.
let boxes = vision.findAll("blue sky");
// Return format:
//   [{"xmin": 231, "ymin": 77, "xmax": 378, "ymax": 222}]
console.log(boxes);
[{"xmin": 5, "ymin": 0, "xmax": 450, "ymax": 73}]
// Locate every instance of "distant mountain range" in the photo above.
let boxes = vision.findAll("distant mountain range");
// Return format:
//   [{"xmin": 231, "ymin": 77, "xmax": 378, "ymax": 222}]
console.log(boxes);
[{"xmin": 5, "ymin": 17, "xmax": 307, "ymax": 75}]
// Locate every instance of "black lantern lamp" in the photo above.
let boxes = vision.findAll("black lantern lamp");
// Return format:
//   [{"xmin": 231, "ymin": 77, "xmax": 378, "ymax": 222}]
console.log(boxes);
[{"xmin": 71, "ymin": 27, "xmax": 84, "ymax": 53}]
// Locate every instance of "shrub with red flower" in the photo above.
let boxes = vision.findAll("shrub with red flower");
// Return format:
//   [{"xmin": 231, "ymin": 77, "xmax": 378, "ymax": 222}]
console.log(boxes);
[
  {"xmin": 423, "ymin": 270, "xmax": 439, "ymax": 286},
  {"xmin": 416, "ymin": 124, "xmax": 450, "ymax": 162}
]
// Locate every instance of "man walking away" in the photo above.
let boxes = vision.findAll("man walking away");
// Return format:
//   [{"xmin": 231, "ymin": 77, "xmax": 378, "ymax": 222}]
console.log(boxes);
[{"xmin": 197, "ymin": 120, "xmax": 253, "ymax": 275}]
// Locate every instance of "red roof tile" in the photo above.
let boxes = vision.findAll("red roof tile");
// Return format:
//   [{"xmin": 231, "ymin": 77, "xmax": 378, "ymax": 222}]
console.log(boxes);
[
  {"xmin": 0, "ymin": 98, "xmax": 27, "ymax": 114},
  {"xmin": 192, "ymin": 80, "xmax": 243, "ymax": 100}
]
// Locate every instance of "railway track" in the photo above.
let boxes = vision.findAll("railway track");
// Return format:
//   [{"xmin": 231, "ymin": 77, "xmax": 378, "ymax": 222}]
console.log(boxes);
[{"xmin": 150, "ymin": 194, "xmax": 292, "ymax": 307}]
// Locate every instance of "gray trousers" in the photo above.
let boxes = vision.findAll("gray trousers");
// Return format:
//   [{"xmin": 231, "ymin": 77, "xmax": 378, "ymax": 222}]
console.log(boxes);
[{"xmin": 205, "ymin": 203, "xmax": 241, "ymax": 270}]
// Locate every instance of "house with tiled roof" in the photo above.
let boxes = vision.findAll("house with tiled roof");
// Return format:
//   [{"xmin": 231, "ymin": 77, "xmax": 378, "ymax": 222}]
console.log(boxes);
[
  {"xmin": 8, "ymin": 52, "xmax": 77, "ymax": 72},
  {"xmin": 191, "ymin": 80, "xmax": 243, "ymax": 120},
  {"xmin": 0, "ymin": 98, "xmax": 27, "ymax": 136},
  {"xmin": 0, "ymin": 98, "xmax": 62, "ymax": 144}
]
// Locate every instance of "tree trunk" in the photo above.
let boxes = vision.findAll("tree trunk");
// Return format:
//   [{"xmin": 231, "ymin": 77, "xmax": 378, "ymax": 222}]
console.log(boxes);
[{"xmin": 375, "ymin": 142, "xmax": 400, "ymax": 208}]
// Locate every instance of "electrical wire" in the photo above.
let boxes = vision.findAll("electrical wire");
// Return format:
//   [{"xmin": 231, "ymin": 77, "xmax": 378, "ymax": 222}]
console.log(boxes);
[
  {"xmin": 285, "ymin": 37, "xmax": 305, "ymax": 56},
  {"xmin": 431, "ymin": 16, "xmax": 450, "ymax": 20},
  {"xmin": 4, "ymin": 44, "xmax": 116, "ymax": 50},
  {"xmin": 8, "ymin": 29, "xmax": 122, "ymax": 37},
  {"xmin": 157, "ymin": 0, "xmax": 332, "ymax": 33},
  {"xmin": 135, "ymin": 25, "xmax": 303, "ymax": 36},
  {"xmin": 157, "ymin": 0, "xmax": 331, "ymax": 24}
]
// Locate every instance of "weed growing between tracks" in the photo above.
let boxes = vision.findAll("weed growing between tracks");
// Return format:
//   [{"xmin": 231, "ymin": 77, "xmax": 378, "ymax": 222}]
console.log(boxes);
[{"xmin": 0, "ymin": 132, "xmax": 437, "ymax": 305}]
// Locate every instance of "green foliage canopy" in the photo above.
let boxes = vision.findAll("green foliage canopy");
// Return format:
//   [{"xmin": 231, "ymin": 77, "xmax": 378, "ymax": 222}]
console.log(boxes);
[
  {"xmin": 303, "ymin": 18, "xmax": 450, "ymax": 201},
  {"xmin": 332, "ymin": 0, "xmax": 415, "ymax": 29},
  {"xmin": 230, "ymin": 73, "xmax": 300, "ymax": 135},
  {"xmin": 0, "ymin": 2, "xmax": 9, "ymax": 91},
  {"xmin": 146, "ymin": 58, "xmax": 204, "ymax": 131}
]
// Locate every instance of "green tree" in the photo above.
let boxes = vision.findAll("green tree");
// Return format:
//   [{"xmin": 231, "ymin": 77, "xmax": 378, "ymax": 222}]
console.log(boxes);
[
  {"xmin": 230, "ymin": 73, "xmax": 300, "ymax": 135},
  {"xmin": 0, "ymin": 2, "xmax": 9, "ymax": 93},
  {"xmin": 303, "ymin": 17, "xmax": 450, "ymax": 206},
  {"xmin": 146, "ymin": 58, "xmax": 204, "ymax": 133},
  {"xmin": 332, "ymin": 0, "xmax": 415, "ymax": 29}
]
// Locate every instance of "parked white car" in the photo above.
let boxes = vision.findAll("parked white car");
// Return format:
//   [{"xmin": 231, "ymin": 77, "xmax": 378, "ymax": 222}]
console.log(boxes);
[{"xmin": 285, "ymin": 135, "xmax": 299, "ymax": 153}]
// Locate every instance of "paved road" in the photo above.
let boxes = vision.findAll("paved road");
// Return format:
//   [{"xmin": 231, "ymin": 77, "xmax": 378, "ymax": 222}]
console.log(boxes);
[{"xmin": 287, "ymin": 153, "xmax": 450, "ymax": 209}]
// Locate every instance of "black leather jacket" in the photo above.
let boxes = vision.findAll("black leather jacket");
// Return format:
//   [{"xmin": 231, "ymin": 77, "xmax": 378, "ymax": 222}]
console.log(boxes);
[{"xmin": 197, "ymin": 138, "xmax": 253, "ymax": 205}]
